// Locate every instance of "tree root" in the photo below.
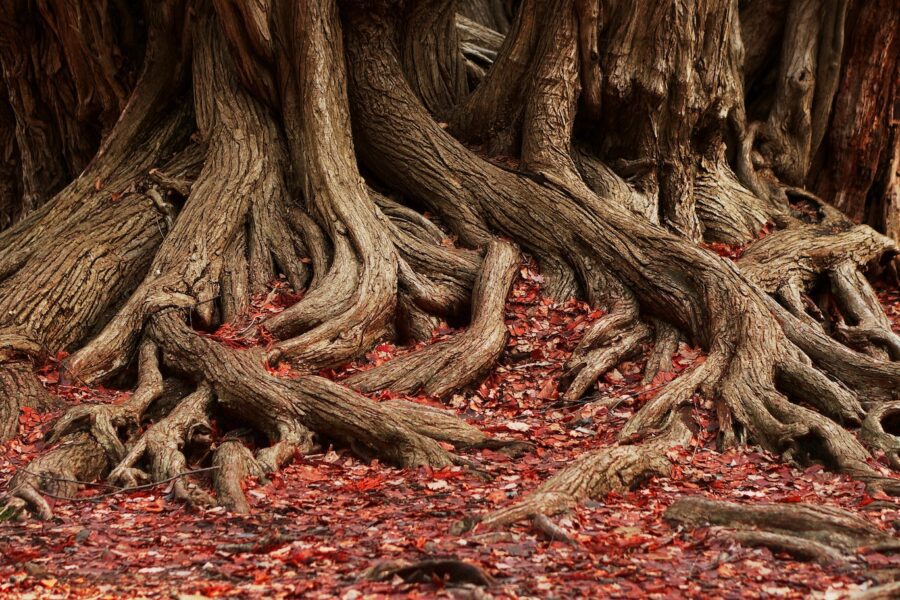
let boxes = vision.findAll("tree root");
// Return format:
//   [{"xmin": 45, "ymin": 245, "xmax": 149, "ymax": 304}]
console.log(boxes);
[
  {"xmin": 383, "ymin": 399, "xmax": 531, "ymax": 457},
  {"xmin": 213, "ymin": 437, "xmax": 268, "ymax": 514},
  {"xmin": 50, "ymin": 340, "xmax": 165, "ymax": 463},
  {"xmin": 63, "ymin": 10, "xmax": 292, "ymax": 384},
  {"xmin": 2, "ymin": 434, "xmax": 108, "ymax": 521},
  {"xmin": 455, "ymin": 409, "xmax": 693, "ymax": 533},
  {"xmin": 665, "ymin": 496, "xmax": 897, "ymax": 564},
  {"xmin": 150, "ymin": 312, "xmax": 466, "ymax": 470},
  {"xmin": 860, "ymin": 402, "xmax": 900, "ymax": 470},
  {"xmin": 558, "ymin": 283, "xmax": 648, "ymax": 401},
  {"xmin": 262, "ymin": 1, "xmax": 398, "ymax": 372},
  {"xmin": 106, "ymin": 383, "xmax": 215, "ymax": 507},
  {"xmin": 346, "ymin": 239, "xmax": 517, "ymax": 397},
  {"xmin": 375, "ymin": 190, "xmax": 483, "ymax": 321},
  {"xmin": 642, "ymin": 320, "xmax": 680, "ymax": 385}
]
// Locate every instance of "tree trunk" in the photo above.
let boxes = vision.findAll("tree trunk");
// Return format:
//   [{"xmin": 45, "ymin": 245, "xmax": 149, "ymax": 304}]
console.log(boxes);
[{"xmin": 0, "ymin": 0, "xmax": 898, "ymax": 552}]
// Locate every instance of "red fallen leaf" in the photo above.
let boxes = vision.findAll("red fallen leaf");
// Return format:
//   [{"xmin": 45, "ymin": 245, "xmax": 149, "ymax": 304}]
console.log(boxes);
[
  {"xmin": 648, "ymin": 370, "xmax": 678, "ymax": 388},
  {"xmin": 0, "ymin": 545, "xmax": 42, "ymax": 563},
  {"xmin": 430, "ymin": 468, "xmax": 466, "ymax": 480},
  {"xmin": 252, "ymin": 570, "xmax": 270, "ymax": 584},
  {"xmin": 536, "ymin": 378, "xmax": 557, "ymax": 400},
  {"xmin": 782, "ymin": 494, "xmax": 803, "ymax": 503},
  {"xmin": 619, "ymin": 535, "xmax": 646, "ymax": 549},
  {"xmin": 348, "ymin": 475, "xmax": 385, "ymax": 492},
  {"xmin": 144, "ymin": 498, "xmax": 167, "ymax": 512}
]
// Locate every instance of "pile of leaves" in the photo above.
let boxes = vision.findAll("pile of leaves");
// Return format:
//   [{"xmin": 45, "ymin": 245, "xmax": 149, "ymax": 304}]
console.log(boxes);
[{"xmin": 1, "ymin": 262, "xmax": 898, "ymax": 599}]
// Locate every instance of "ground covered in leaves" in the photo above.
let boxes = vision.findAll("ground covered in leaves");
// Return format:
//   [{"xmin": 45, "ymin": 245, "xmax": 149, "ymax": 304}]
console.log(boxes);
[{"xmin": 1, "ymin": 260, "xmax": 899, "ymax": 599}]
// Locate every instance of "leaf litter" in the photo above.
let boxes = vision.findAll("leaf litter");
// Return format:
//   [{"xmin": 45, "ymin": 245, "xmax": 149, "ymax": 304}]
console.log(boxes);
[{"xmin": 1, "ymin": 260, "xmax": 898, "ymax": 599}]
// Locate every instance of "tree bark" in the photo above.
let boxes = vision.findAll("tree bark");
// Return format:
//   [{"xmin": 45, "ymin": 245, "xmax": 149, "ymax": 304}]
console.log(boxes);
[{"xmin": 0, "ymin": 0, "xmax": 898, "ymax": 545}]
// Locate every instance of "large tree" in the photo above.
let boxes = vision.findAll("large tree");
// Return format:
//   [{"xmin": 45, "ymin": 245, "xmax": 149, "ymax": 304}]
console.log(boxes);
[{"xmin": 1, "ymin": 0, "xmax": 899, "ymax": 541}]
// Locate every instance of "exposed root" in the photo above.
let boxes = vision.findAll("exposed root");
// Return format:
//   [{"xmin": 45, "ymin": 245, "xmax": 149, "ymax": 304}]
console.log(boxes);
[
  {"xmin": 64, "ymin": 11, "xmax": 290, "ymax": 384},
  {"xmin": 860, "ymin": 401, "xmax": 900, "ymax": 470},
  {"xmin": 457, "ymin": 409, "xmax": 692, "ymax": 532},
  {"xmin": 400, "ymin": 0, "xmax": 468, "ymax": 118},
  {"xmin": 106, "ymin": 383, "xmax": 215, "ymax": 507},
  {"xmin": 346, "ymin": 239, "xmax": 518, "ymax": 397},
  {"xmin": 384, "ymin": 399, "xmax": 531, "ymax": 457},
  {"xmin": 559, "ymin": 283, "xmax": 647, "ymax": 401},
  {"xmin": 641, "ymin": 320, "xmax": 680, "ymax": 385},
  {"xmin": 775, "ymin": 350, "xmax": 865, "ymax": 426},
  {"xmin": 665, "ymin": 496, "xmax": 895, "ymax": 564},
  {"xmin": 771, "ymin": 299, "xmax": 900, "ymax": 403},
  {"xmin": 2, "ymin": 434, "xmax": 108, "ymax": 521},
  {"xmin": 213, "ymin": 437, "xmax": 268, "ymax": 514},
  {"xmin": 737, "ymin": 224, "xmax": 895, "ymax": 295},
  {"xmin": 50, "ymin": 340, "xmax": 164, "ymax": 463},
  {"xmin": 852, "ymin": 582, "xmax": 900, "ymax": 600},
  {"xmin": 694, "ymin": 156, "xmax": 779, "ymax": 245},
  {"xmin": 150, "ymin": 312, "xmax": 461, "ymax": 470},
  {"xmin": 263, "ymin": 1, "xmax": 397, "ymax": 371},
  {"xmin": 830, "ymin": 262, "xmax": 900, "ymax": 359},
  {"xmin": 455, "ymin": 14, "xmax": 504, "ymax": 83},
  {"xmin": 622, "ymin": 360, "xmax": 714, "ymax": 439},
  {"xmin": 375, "ymin": 190, "xmax": 483, "ymax": 321}
]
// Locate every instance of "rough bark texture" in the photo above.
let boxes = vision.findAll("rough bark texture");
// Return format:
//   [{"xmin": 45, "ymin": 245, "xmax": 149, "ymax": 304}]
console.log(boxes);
[{"xmin": 0, "ymin": 0, "xmax": 897, "ymax": 564}]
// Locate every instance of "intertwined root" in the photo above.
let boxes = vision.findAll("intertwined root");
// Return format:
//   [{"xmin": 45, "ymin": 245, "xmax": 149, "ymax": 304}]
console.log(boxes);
[
  {"xmin": 346, "ymin": 239, "xmax": 518, "ymax": 398},
  {"xmin": 2, "ymin": 0, "xmax": 899, "ymax": 563},
  {"xmin": 50, "ymin": 340, "xmax": 165, "ymax": 462},
  {"xmin": 107, "ymin": 383, "xmax": 214, "ymax": 506}
]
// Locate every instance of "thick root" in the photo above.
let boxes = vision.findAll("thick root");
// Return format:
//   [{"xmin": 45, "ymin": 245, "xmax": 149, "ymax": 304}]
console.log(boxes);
[
  {"xmin": 263, "ymin": 1, "xmax": 398, "ymax": 371},
  {"xmin": 665, "ymin": 496, "xmax": 896, "ymax": 564},
  {"xmin": 346, "ymin": 239, "xmax": 518, "ymax": 397},
  {"xmin": 384, "ymin": 399, "xmax": 531, "ymax": 457},
  {"xmin": 641, "ymin": 320, "xmax": 680, "ymax": 385},
  {"xmin": 860, "ymin": 401, "xmax": 900, "ymax": 470},
  {"xmin": 64, "ymin": 10, "xmax": 292, "ymax": 384},
  {"xmin": 213, "ymin": 438, "xmax": 267, "ymax": 514},
  {"xmin": 150, "ymin": 312, "xmax": 462, "ymax": 470},
  {"xmin": 2, "ymin": 433, "xmax": 108, "ymax": 520}
]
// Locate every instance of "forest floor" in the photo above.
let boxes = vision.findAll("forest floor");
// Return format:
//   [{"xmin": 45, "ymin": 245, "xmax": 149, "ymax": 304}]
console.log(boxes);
[{"xmin": 1, "ymin": 256, "xmax": 899, "ymax": 599}]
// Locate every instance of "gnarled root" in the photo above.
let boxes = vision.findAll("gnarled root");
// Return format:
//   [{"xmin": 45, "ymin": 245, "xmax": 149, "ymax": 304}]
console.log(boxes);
[
  {"xmin": 346, "ymin": 239, "xmax": 518, "ymax": 397},
  {"xmin": 860, "ymin": 401, "xmax": 900, "ymax": 470},
  {"xmin": 456, "ymin": 408, "xmax": 693, "ymax": 534},
  {"xmin": 150, "ymin": 312, "xmax": 463, "ymax": 470},
  {"xmin": 50, "ymin": 340, "xmax": 164, "ymax": 463},
  {"xmin": 106, "ymin": 383, "xmax": 215, "ymax": 507},
  {"xmin": 641, "ymin": 320, "xmax": 680, "ymax": 385},
  {"xmin": 2, "ymin": 434, "xmax": 108, "ymax": 521},
  {"xmin": 384, "ymin": 399, "xmax": 531, "ymax": 457},
  {"xmin": 558, "ymin": 281, "xmax": 648, "ymax": 401},
  {"xmin": 665, "ymin": 497, "xmax": 898, "ymax": 564}
]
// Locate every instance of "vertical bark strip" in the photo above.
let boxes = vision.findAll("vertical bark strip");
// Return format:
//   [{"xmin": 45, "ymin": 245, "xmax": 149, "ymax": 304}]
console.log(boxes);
[{"xmin": 265, "ymin": 0, "xmax": 398, "ymax": 369}]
